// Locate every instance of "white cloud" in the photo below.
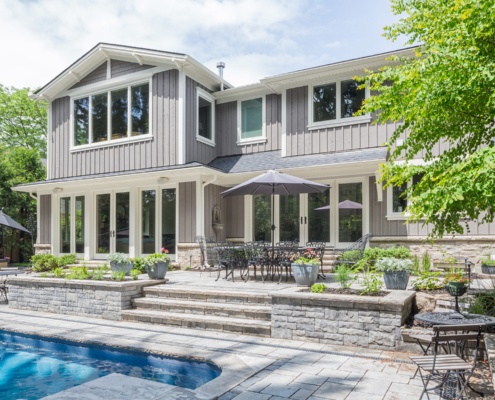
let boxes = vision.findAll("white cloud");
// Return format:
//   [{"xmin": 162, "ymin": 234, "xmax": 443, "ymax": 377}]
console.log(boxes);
[{"xmin": 0, "ymin": 0, "xmax": 398, "ymax": 89}]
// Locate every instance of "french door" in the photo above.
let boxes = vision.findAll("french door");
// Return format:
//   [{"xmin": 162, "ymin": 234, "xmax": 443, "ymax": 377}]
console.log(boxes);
[
  {"xmin": 94, "ymin": 191, "xmax": 130, "ymax": 258},
  {"xmin": 58, "ymin": 195, "xmax": 86, "ymax": 255}
]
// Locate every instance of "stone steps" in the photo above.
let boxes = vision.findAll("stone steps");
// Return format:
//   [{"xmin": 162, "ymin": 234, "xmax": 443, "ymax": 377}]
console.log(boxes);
[
  {"xmin": 132, "ymin": 297, "xmax": 272, "ymax": 320},
  {"xmin": 121, "ymin": 309, "xmax": 271, "ymax": 337},
  {"xmin": 121, "ymin": 285, "xmax": 273, "ymax": 337}
]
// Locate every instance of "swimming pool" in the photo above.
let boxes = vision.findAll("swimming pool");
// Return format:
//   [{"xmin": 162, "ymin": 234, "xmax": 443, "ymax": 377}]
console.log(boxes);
[{"xmin": 0, "ymin": 330, "xmax": 221, "ymax": 400}]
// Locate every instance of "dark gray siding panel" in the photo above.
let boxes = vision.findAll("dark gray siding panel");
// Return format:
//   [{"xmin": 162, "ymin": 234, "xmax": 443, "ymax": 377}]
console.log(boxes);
[
  {"xmin": 285, "ymin": 85, "xmax": 402, "ymax": 156},
  {"xmin": 216, "ymin": 95, "xmax": 282, "ymax": 157},
  {"xmin": 185, "ymin": 77, "xmax": 217, "ymax": 164},
  {"xmin": 204, "ymin": 184, "xmax": 227, "ymax": 241},
  {"xmin": 70, "ymin": 62, "xmax": 107, "ymax": 89},
  {"xmin": 179, "ymin": 182, "xmax": 196, "ymax": 243},
  {"xmin": 111, "ymin": 60, "xmax": 153, "ymax": 78},
  {"xmin": 226, "ymin": 195, "xmax": 244, "ymax": 238},
  {"xmin": 39, "ymin": 194, "xmax": 52, "ymax": 244},
  {"xmin": 50, "ymin": 70, "xmax": 179, "ymax": 179}
]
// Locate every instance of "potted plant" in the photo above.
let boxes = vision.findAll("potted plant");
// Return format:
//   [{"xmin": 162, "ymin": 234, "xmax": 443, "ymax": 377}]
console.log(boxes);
[
  {"xmin": 291, "ymin": 248, "xmax": 320, "ymax": 287},
  {"xmin": 375, "ymin": 257, "xmax": 413, "ymax": 290},
  {"xmin": 144, "ymin": 248, "xmax": 170, "ymax": 279},
  {"xmin": 107, "ymin": 253, "xmax": 133, "ymax": 275},
  {"xmin": 481, "ymin": 257, "xmax": 495, "ymax": 274},
  {"xmin": 443, "ymin": 269, "xmax": 469, "ymax": 290}
]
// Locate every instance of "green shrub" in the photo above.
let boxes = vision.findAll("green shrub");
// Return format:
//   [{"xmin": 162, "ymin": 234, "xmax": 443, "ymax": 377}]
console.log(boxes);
[
  {"xmin": 131, "ymin": 257, "xmax": 146, "ymax": 273},
  {"xmin": 412, "ymin": 272, "xmax": 444, "ymax": 290},
  {"xmin": 57, "ymin": 254, "xmax": 77, "ymax": 267},
  {"xmin": 91, "ymin": 265, "xmax": 109, "ymax": 280},
  {"xmin": 375, "ymin": 257, "xmax": 413, "ymax": 273},
  {"xmin": 111, "ymin": 271, "xmax": 126, "ymax": 281},
  {"xmin": 66, "ymin": 266, "xmax": 91, "ymax": 280},
  {"xmin": 421, "ymin": 252, "xmax": 432, "ymax": 274},
  {"xmin": 360, "ymin": 273, "xmax": 383, "ymax": 296},
  {"xmin": 481, "ymin": 257, "xmax": 495, "ymax": 267},
  {"xmin": 355, "ymin": 246, "xmax": 411, "ymax": 271},
  {"xmin": 469, "ymin": 289, "xmax": 495, "ymax": 316},
  {"xmin": 52, "ymin": 267, "xmax": 65, "ymax": 278},
  {"xmin": 310, "ymin": 283, "xmax": 327, "ymax": 293},
  {"xmin": 130, "ymin": 269, "xmax": 141, "ymax": 280},
  {"xmin": 334, "ymin": 265, "xmax": 355, "ymax": 289},
  {"xmin": 31, "ymin": 254, "xmax": 58, "ymax": 272},
  {"xmin": 339, "ymin": 250, "xmax": 362, "ymax": 262}
]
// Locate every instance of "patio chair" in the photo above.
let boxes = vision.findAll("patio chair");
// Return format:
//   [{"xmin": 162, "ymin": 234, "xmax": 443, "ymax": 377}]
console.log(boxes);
[
  {"xmin": 194, "ymin": 235, "xmax": 217, "ymax": 277},
  {"xmin": 410, "ymin": 324, "xmax": 484, "ymax": 400},
  {"xmin": 245, "ymin": 241, "xmax": 271, "ymax": 283},
  {"xmin": 276, "ymin": 241, "xmax": 299, "ymax": 284},
  {"xmin": 331, "ymin": 233, "xmax": 372, "ymax": 267}
]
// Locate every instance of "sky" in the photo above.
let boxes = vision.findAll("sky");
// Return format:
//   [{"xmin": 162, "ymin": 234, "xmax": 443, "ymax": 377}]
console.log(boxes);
[{"xmin": 0, "ymin": 0, "xmax": 404, "ymax": 90}]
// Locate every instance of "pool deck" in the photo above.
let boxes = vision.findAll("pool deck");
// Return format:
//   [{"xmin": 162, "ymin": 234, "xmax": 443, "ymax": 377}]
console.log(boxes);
[{"xmin": 1, "ymin": 270, "xmax": 492, "ymax": 399}]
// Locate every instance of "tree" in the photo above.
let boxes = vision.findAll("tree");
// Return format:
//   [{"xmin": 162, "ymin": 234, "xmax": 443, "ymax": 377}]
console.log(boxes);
[
  {"xmin": 358, "ymin": 0, "xmax": 495, "ymax": 238},
  {"xmin": 0, "ymin": 86, "xmax": 47, "ymax": 157}
]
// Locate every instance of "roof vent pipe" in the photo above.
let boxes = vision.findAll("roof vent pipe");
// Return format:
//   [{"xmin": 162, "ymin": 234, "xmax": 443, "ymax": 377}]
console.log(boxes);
[{"xmin": 217, "ymin": 61, "xmax": 225, "ymax": 91}]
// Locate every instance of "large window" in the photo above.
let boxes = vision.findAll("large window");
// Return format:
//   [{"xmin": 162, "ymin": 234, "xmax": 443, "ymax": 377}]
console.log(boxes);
[
  {"xmin": 388, "ymin": 174, "xmax": 423, "ymax": 218},
  {"xmin": 240, "ymin": 97, "xmax": 264, "ymax": 141},
  {"xmin": 196, "ymin": 88, "xmax": 215, "ymax": 145},
  {"xmin": 311, "ymin": 79, "xmax": 366, "ymax": 126},
  {"xmin": 73, "ymin": 82, "xmax": 149, "ymax": 147}
]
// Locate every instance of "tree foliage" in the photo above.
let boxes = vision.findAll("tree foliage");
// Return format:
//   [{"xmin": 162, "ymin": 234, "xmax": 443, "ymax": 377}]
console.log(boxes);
[
  {"xmin": 0, "ymin": 85, "xmax": 47, "ymax": 157},
  {"xmin": 358, "ymin": 0, "xmax": 495, "ymax": 238}
]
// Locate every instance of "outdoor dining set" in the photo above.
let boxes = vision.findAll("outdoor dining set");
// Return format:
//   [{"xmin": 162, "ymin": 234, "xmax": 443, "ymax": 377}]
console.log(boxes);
[{"xmin": 194, "ymin": 236, "xmax": 325, "ymax": 284}]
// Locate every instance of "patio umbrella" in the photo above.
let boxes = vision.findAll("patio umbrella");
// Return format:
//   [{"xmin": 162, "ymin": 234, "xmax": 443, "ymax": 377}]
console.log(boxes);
[
  {"xmin": 221, "ymin": 170, "xmax": 329, "ymax": 248},
  {"xmin": 0, "ymin": 209, "xmax": 31, "ymax": 258},
  {"xmin": 314, "ymin": 199, "xmax": 363, "ymax": 212}
]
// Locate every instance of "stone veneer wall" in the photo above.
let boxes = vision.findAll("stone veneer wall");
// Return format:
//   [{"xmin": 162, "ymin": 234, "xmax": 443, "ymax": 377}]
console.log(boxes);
[
  {"xmin": 8, "ymin": 277, "xmax": 163, "ymax": 320},
  {"xmin": 271, "ymin": 290, "xmax": 415, "ymax": 349},
  {"xmin": 372, "ymin": 236, "xmax": 495, "ymax": 270}
]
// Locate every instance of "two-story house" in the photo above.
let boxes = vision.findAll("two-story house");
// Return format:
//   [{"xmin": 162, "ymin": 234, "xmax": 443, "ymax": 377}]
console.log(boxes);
[{"xmin": 15, "ymin": 43, "xmax": 495, "ymax": 265}]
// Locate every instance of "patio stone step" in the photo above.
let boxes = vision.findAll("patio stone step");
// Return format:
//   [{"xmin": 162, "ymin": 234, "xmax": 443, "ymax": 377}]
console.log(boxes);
[
  {"xmin": 121, "ymin": 309, "xmax": 271, "ymax": 337},
  {"xmin": 132, "ymin": 297, "xmax": 272, "ymax": 320},
  {"xmin": 143, "ymin": 286, "xmax": 273, "ymax": 305}
]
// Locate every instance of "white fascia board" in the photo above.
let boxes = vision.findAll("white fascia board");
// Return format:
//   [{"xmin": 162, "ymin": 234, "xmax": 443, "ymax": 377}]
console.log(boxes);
[
  {"xmin": 12, "ymin": 166, "xmax": 220, "ymax": 194},
  {"xmin": 215, "ymin": 84, "xmax": 272, "ymax": 104}
]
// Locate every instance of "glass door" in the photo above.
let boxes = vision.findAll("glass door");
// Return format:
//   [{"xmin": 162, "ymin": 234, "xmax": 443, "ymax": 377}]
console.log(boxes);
[
  {"xmin": 337, "ymin": 182, "xmax": 363, "ymax": 246},
  {"xmin": 95, "ymin": 191, "xmax": 130, "ymax": 258},
  {"xmin": 299, "ymin": 189, "xmax": 331, "ymax": 246},
  {"xmin": 279, "ymin": 195, "xmax": 299, "ymax": 242},
  {"xmin": 59, "ymin": 195, "xmax": 86, "ymax": 255}
]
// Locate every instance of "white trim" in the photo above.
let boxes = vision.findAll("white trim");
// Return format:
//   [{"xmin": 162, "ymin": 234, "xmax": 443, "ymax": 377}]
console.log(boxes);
[
  {"xmin": 177, "ymin": 71, "xmax": 186, "ymax": 164},
  {"xmin": 237, "ymin": 95, "xmax": 266, "ymax": 145},
  {"xmin": 307, "ymin": 79, "xmax": 371, "ymax": 129},
  {"xmin": 47, "ymin": 101, "xmax": 52, "ymax": 179},
  {"xmin": 195, "ymin": 87, "xmax": 215, "ymax": 147},
  {"xmin": 196, "ymin": 180, "xmax": 203, "ymax": 238},
  {"xmin": 281, "ymin": 89, "xmax": 287, "ymax": 157},
  {"xmin": 69, "ymin": 78, "xmax": 152, "ymax": 151},
  {"xmin": 386, "ymin": 181, "xmax": 410, "ymax": 220},
  {"xmin": 106, "ymin": 60, "xmax": 111, "ymax": 79}
]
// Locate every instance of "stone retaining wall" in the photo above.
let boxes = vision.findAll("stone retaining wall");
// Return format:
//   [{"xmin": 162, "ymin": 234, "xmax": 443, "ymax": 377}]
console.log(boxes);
[
  {"xmin": 8, "ymin": 277, "xmax": 164, "ymax": 320},
  {"xmin": 271, "ymin": 290, "xmax": 415, "ymax": 349}
]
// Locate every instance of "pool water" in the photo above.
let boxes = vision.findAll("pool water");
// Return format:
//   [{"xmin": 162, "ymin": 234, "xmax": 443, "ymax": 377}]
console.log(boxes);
[{"xmin": 0, "ymin": 330, "xmax": 221, "ymax": 400}]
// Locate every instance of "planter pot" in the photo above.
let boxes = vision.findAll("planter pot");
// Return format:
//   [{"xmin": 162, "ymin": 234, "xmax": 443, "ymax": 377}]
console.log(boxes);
[
  {"xmin": 446, "ymin": 281, "xmax": 467, "ymax": 296},
  {"xmin": 383, "ymin": 271, "xmax": 410, "ymax": 290},
  {"xmin": 109, "ymin": 261, "xmax": 133, "ymax": 276},
  {"xmin": 145, "ymin": 260, "xmax": 169, "ymax": 279},
  {"xmin": 482, "ymin": 264, "xmax": 495, "ymax": 274},
  {"xmin": 291, "ymin": 263, "xmax": 319, "ymax": 287},
  {"xmin": 447, "ymin": 281, "xmax": 466, "ymax": 289}
]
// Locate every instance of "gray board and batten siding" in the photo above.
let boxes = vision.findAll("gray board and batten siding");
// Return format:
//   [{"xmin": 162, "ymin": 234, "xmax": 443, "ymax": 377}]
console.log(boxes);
[
  {"xmin": 178, "ymin": 181, "xmax": 197, "ymax": 243},
  {"xmin": 368, "ymin": 176, "xmax": 495, "ymax": 237},
  {"xmin": 50, "ymin": 69, "xmax": 179, "ymax": 180},
  {"xmin": 38, "ymin": 194, "xmax": 52, "ymax": 244}
]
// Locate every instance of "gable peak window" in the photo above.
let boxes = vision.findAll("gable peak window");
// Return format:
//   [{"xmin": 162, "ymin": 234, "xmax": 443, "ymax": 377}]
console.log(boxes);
[{"xmin": 72, "ymin": 81, "xmax": 150, "ymax": 148}]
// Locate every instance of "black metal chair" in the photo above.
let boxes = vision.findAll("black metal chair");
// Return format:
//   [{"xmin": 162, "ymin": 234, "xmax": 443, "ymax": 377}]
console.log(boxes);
[
  {"xmin": 332, "ymin": 233, "xmax": 373, "ymax": 267},
  {"xmin": 276, "ymin": 241, "xmax": 299, "ymax": 284},
  {"xmin": 410, "ymin": 324, "xmax": 484, "ymax": 400}
]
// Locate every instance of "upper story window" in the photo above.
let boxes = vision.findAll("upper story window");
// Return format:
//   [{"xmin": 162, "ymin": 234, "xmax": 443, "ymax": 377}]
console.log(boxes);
[
  {"xmin": 237, "ymin": 96, "xmax": 266, "ymax": 145},
  {"xmin": 73, "ymin": 81, "xmax": 150, "ymax": 148},
  {"xmin": 309, "ymin": 79, "xmax": 369, "ymax": 130},
  {"xmin": 196, "ymin": 87, "xmax": 215, "ymax": 146}
]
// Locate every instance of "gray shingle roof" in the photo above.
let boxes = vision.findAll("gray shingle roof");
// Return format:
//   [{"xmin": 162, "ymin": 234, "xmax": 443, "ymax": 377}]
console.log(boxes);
[{"xmin": 208, "ymin": 147, "xmax": 388, "ymax": 174}]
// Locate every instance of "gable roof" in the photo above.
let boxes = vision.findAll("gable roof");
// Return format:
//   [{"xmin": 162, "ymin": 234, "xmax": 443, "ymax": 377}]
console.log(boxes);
[{"xmin": 32, "ymin": 43, "xmax": 232, "ymax": 101}]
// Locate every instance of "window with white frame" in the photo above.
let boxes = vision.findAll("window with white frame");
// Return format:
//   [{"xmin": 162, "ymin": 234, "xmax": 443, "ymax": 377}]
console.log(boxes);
[
  {"xmin": 73, "ymin": 81, "xmax": 150, "ymax": 147},
  {"xmin": 196, "ymin": 88, "xmax": 215, "ymax": 145},
  {"xmin": 310, "ymin": 79, "xmax": 367, "ymax": 128},
  {"xmin": 238, "ymin": 96, "xmax": 265, "ymax": 143},
  {"xmin": 387, "ymin": 174, "xmax": 422, "ymax": 218}
]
